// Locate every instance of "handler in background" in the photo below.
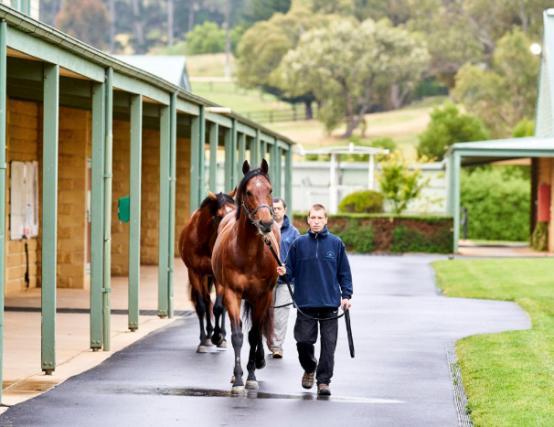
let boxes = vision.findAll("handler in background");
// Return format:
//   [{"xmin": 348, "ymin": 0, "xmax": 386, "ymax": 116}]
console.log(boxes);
[
  {"xmin": 277, "ymin": 203, "xmax": 353, "ymax": 396},
  {"xmin": 268, "ymin": 197, "xmax": 300, "ymax": 359}
]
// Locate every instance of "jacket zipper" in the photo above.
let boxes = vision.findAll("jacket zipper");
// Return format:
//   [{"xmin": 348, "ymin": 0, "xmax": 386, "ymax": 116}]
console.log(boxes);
[{"xmin": 315, "ymin": 232, "xmax": 319, "ymax": 258}]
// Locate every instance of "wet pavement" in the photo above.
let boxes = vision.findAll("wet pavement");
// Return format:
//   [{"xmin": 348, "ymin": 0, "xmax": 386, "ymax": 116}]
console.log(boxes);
[{"xmin": 0, "ymin": 255, "xmax": 530, "ymax": 426}]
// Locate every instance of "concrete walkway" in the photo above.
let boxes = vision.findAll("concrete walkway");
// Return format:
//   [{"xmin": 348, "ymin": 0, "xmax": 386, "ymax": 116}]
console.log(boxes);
[
  {"xmin": 0, "ymin": 255, "xmax": 530, "ymax": 426},
  {"xmin": 2, "ymin": 259, "xmax": 193, "ymax": 408}
]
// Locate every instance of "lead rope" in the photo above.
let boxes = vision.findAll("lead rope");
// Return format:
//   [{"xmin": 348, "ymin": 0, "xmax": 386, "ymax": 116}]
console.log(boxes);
[{"xmin": 263, "ymin": 235, "xmax": 345, "ymax": 321}]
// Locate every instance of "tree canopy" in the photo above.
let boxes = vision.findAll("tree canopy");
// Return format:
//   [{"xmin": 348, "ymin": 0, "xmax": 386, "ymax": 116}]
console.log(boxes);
[{"xmin": 277, "ymin": 17, "xmax": 429, "ymax": 135}]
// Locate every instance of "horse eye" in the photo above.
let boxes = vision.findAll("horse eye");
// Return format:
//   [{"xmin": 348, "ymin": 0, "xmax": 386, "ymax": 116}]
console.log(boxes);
[
  {"xmin": 269, "ymin": 189, "xmax": 273, "ymax": 194},
  {"xmin": 246, "ymin": 191, "xmax": 252, "ymax": 196}
]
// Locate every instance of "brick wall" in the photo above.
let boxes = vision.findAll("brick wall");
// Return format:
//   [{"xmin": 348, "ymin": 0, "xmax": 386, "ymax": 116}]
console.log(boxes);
[
  {"xmin": 111, "ymin": 127, "xmax": 192, "ymax": 271},
  {"xmin": 111, "ymin": 120, "xmax": 131, "ymax": 275},
  {"xmin": 6, "ymin": 99, "xmax": 40, "ymax": 294},
  {"xmin": 175, "ymin": 136, "xmax": 191, "ymax": 256},
  {"xmin": 57, "ymin": 107, "xmax": 90, "ymax": 289},
  {"xmin": 139, "ymin": 128, "xmax": 160, "ymax": 266}
]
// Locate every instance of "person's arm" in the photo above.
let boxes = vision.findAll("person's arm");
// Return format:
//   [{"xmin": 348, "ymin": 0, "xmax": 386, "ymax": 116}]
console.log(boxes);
[
  {"xmin": 337, "ymin": 242, "xmax": 353, "ymax": 308},
  {"xmin": 277, "ymin": 241, "xmax": 296, "ymax": 278}
]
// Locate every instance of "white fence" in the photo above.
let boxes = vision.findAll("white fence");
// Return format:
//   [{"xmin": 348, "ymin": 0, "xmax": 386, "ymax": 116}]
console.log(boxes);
[{"xmin": 291, "ymin": 161, "xmax": 447, "ymax": 214}]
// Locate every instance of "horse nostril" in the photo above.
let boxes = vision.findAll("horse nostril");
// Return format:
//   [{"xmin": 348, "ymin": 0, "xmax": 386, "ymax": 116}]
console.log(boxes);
[{"xmin": 261, "ymin": 221, "xmax": 273, "ymax": 233}]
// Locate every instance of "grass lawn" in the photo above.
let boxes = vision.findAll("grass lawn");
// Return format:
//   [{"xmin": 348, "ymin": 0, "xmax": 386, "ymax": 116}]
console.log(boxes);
[{"xmin": 433, "ymin": 258, "xmax": 554, "ymax": 426}]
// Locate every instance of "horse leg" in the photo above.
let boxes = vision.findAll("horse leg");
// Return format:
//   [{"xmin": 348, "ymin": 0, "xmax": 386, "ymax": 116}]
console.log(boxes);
[
  {"xmin": 255, "ymin": 331, "xmax": 266, "ymax": 369},
  {"xmin": 204, "ymin": 277, "xmax": 214, "ymax": 340},
  {"xmin": 190, "ymin": 274, "xmax": 211, "ymax": 353},
  {"xmin": 227, "ymin": 290, "xmax": 245, "ymax": 395},
  {"xmin": 246, "ymin": 325, "xmax": 260, "ymax": 390},
  {"xmin": 212, "ymin": 291, "xmax": 226, "ymax": 347}
]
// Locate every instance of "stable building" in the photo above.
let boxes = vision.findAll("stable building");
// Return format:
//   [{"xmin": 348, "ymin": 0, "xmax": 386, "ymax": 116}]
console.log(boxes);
[
  {"xmin": 446, "ymin": 9, "xmax": 554, "ymax": 253},
  {"xmin": 0, "ymin": 4, "xmax": 295, "ymax": 397}
]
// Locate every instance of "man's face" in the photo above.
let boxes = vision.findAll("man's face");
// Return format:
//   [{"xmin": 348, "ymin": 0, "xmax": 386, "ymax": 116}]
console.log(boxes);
[
  {"xmin": 307, "ymin": 208, "xmax": 327, "ymax": 233},
  {"xmin": 273, "ymin": 200, "xmax": 286, "ymax": 222}
]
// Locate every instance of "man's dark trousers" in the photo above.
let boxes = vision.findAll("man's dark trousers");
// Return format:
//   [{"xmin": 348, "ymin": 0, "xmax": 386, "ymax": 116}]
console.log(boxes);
[{"xmin": 294, "ymin": 308, "xmax": 338, "ymax": 385}]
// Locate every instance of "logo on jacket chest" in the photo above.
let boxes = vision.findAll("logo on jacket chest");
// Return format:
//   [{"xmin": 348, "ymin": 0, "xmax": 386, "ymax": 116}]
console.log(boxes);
[{"xmin": 325, "ymin": 250, "xmax": 335, "ymax": 259}]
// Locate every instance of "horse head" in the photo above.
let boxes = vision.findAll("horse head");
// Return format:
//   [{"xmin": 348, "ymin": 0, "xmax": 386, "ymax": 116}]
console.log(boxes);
[
  {"xmin": 237, "ymin": 159, "xmax": 274, "ymax": 235},
  {"xmin": 207, "ymin": 189, "xmax": 236, "ymax": 221}
]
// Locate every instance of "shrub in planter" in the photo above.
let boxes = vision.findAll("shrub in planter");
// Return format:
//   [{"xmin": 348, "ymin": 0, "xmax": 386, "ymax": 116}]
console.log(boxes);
[
  {"xmin": 338, "ymin": 190, "xmax": 384, "ymax": 214},
  {"xmin": 337, "ymin": 221, "xmax": 374, "ymax": 253},
  {"xmin": 391, "ymin": 225, "xmax": 452, "ymax": 253}
]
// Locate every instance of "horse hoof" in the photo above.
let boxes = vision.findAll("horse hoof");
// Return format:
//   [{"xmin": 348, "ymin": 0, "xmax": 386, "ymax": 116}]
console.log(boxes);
[
  {"xmin": 196, "ymin": 344, "xmax": 210, "ymax": 353},
  {"xmin": 231, "ymin": 386, "xmax": 245, "ymax": 396},
  {"xmin": 211, "ymin": 334, "xmax": 223, "ymax": 346},
  {"xmin": 217, "ymin": 340, "xmax": 227, "ymax": 349},
  {"xmin": 255, "ymin": 358, "xmax": 266, "ymax": 369},
  {"xmin": 245, "ymin": 380, "xmax": 258, "ymax": 390}
]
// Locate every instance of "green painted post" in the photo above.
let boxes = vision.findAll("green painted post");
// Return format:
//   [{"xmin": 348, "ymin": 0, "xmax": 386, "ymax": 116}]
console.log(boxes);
[
  {"xmin": 251, "ymin": 129, "xmax": 260, "ymax": 166},
  {"xmin": 190, "ymin": 114, "xmax": 200, "ymax": 213},
  {"xmin": 90, "ymin": 81, "xmax": 105, "ymax": 350},
  {"xmin": 167, "ymin": 94, "xmax": 177, "ymax": 318},
  {"xmin": 270, "ymin": 140, "xmax": 279, "ymax": 196},
  {"xmin": 237, "ymin": 132, "xmax": 246, "ymax": 181},
  {"xmin": 261, "ymin": 140, "xmax": 267, "ymax": 162},
  {"xmin": 128, "ymin": 94, "xmax": 142, "ymax": 331},
  {"xmin": 224, "ymin": 123, "xmax": 235, "ymax": 191},
  {"xmin": 452, "ymin": 152, "xmax": 461, "ymax": 253},
  {"xmin": 102, "ymin": 68, "xmax": 113, "ymax": 351},
  {"xmin": 158, "ymin": 104, "xmax": 171, "ymax": 318},
  {"xmin": 209, "ymin": 122, "xmax": 218, "ymax": 191},
  {"xmin": 198, "ymin": 107, "xmax": 206, "ymax": 200},
  {"xmin": 41, "ymin": 63, "xmax": 59, "ymax": 374},
  {"xmin": 0, "ymin": 20, "xmax": 8, "ymax": 400},
  {"xmin": 285, "ymin": 147, "xmax": 292, "ymax": 212}
]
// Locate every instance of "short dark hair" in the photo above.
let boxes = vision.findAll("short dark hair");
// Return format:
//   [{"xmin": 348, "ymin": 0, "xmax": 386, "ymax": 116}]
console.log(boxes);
[
  {"xmin": 273, "ymin": 197, "xmax": 286, "ymax": 209},
  {"xmin": 308, "ymin": 203, "xmax": 327, "ymax": 217}
]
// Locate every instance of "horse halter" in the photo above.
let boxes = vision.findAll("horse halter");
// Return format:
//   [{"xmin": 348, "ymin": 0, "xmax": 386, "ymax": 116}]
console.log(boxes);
[{"xmin": 241, "ymin": 200, "xmax": 275, "ymax": 227}]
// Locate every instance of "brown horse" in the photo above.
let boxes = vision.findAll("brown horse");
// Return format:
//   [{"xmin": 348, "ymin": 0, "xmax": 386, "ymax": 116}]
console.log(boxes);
[
  {"xmin": 212, "ymin": 159, "xmax": 280, "ymax": 394},
  {"xmin": 179, "ymin": 190, "xmax": 236, "ymax": 352}
]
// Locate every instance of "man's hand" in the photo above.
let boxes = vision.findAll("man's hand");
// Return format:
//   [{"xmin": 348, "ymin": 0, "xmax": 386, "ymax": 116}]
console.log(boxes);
[
  {"xmin": 341, "ymin": 298, "xmax": 352, "ymax": 311},
  {"xmin": 277, "ymin": 266, "xmax": 287, "ymax": 276}
]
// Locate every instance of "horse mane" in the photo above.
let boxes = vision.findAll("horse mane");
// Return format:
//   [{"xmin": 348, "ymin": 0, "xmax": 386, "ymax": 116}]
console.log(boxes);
[{"xmin": 235, "ymin": 167, "xmax": 270, "ymax": 220}]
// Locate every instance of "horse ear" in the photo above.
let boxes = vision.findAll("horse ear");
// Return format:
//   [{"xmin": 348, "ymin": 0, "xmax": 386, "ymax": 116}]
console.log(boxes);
[
  {"xmin": 228, "ymin": 187, "xmax": 237, "ymax": 198},
  {"xmin": 242, "ymin": 160, "xmax": 250, "ymax": 175},
  {"xmin": 261, "ymin": 159, "xmax": 269, "ymax": 175},
  {"xmin": 208, "ymin": 191, "xmax": 217, "ymax": 200}
]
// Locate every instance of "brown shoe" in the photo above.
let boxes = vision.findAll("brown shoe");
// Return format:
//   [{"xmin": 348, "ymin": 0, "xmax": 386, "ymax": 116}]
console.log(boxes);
[
  {"xmin": 317, "ymin": 383, "xmax": 331, "ymax": 396},
  {"xmin": 301, "ymin": 371, "xmax": 315, "ymax": 389}
]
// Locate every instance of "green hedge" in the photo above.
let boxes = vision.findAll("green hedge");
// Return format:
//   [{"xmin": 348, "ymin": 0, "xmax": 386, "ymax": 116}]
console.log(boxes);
[
  {"xmin": 293, "ymin": 213, "xmax": 453, "ymax": 254},
  {"xmin": 461, "ymin": 167, "xmax": 529, "ymax": 241}
]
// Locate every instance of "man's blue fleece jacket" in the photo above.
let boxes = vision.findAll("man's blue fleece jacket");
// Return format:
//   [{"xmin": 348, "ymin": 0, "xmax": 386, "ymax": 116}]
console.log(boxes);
[{"xmin": 284, "ymin": 226, "xmax": 353, "ymax": 309}]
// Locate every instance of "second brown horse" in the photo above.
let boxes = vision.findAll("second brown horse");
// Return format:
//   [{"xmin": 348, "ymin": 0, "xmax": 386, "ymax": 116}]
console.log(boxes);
[
  {"xmin": 179, "ymin": 190, "xmax": 236, "ymax": 352},
  {"xmin": 212, "ymin": 159, "xmax": 280, "ymax": 394}
]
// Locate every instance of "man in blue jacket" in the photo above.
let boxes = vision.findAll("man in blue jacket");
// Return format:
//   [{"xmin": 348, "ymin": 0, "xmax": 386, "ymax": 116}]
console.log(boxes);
[
  {"xmin": 268, "ymin": 197, "xmax": 300, "ymax": 359},
  {"xmin": 277, "ymin": 203, "xmax": 353, "ymax": 396}
]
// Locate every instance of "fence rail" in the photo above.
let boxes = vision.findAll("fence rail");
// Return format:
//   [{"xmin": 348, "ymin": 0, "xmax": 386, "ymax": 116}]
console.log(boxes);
[{"xmin": 242, "ymin": 107, "xmax": 312, "ymax": 124}]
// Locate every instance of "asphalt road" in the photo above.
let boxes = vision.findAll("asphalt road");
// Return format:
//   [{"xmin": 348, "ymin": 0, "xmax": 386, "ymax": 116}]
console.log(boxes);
[{"xmin": 0, "ymin": 255, "xmax": 530, "ymax": 427}]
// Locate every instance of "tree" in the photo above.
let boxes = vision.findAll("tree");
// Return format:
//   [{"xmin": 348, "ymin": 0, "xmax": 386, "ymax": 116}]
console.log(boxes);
[
  {"xmin": 378, "ymin": 152, "xmax": 426, "ymax": 214},
  {"xmin": 236, "ymin": 7, "xmax": 328, "ymax": 118},
  {"xmin": 453, "ymin": 29, "xmax": 540, "ymax": 137},
  {"xmin": 417, "ymin": 102, "xmax": 489, "ymax": 161},
  {"xmin": 243, "ymin": 0, "xmax": 292, "ymax": 24},
  {"xmin": 55, "ymin": 0, "xmax": 110, "ymax": 49},
  {"xmin": 278, "ymin": 18, "xmax": 429, "ymax": 136},
  {"xmin": 186, "ymin": 21, "xmax": 226, "ymax": 54}
]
